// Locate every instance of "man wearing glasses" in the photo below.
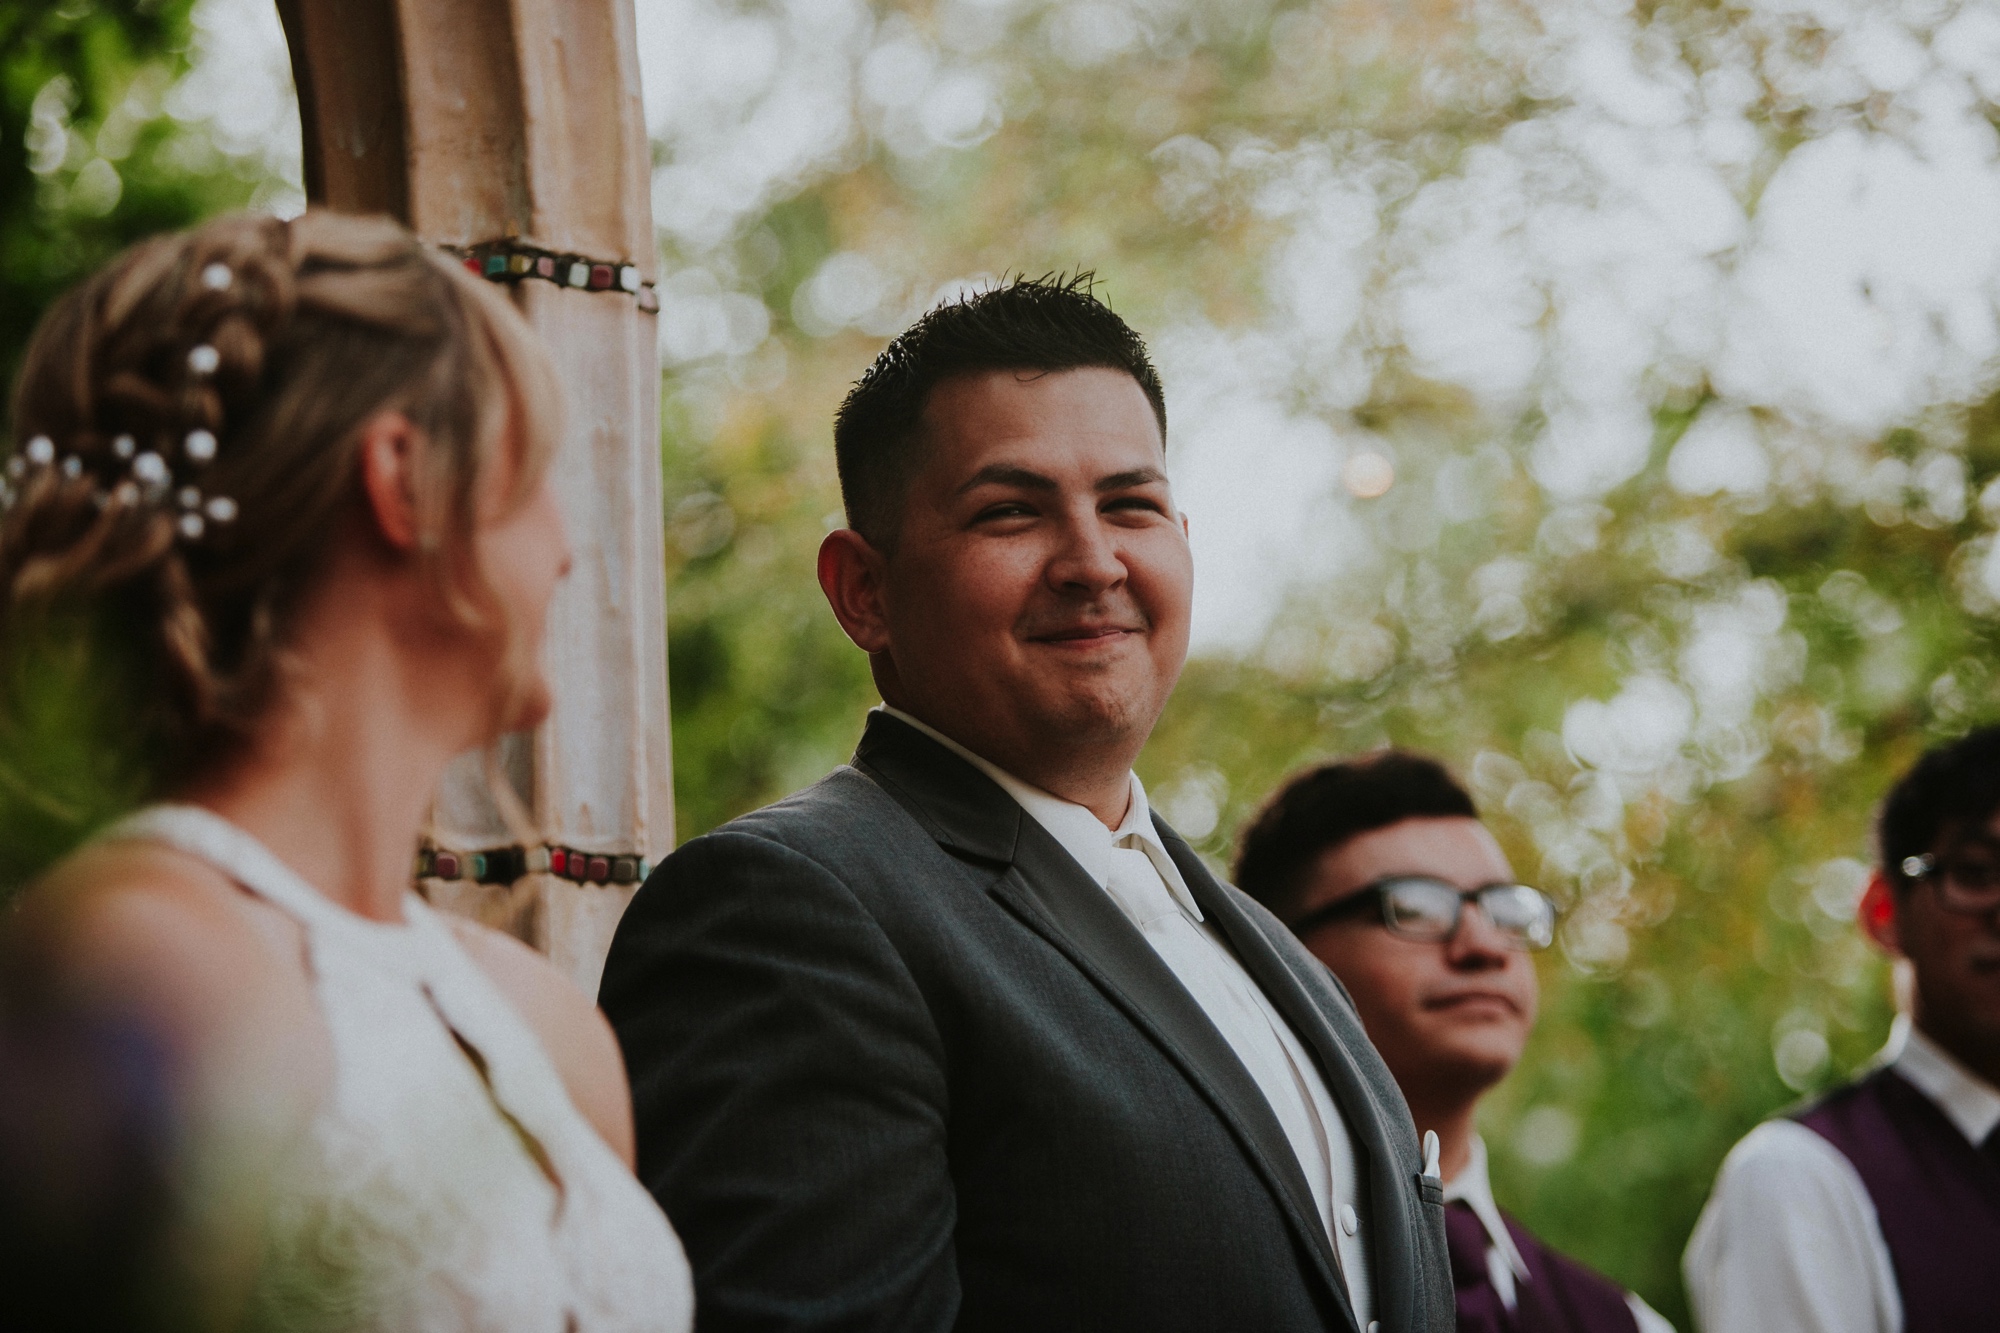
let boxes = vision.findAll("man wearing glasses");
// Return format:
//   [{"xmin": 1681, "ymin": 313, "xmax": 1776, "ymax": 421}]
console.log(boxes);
[
  {"xmin": 1684, "ymin": 727, "xmax": 2000, "ymax": 1333},
  {"xmin": 1236, "ymin": 751, "xmax": 1673, "ymax": 1333}
]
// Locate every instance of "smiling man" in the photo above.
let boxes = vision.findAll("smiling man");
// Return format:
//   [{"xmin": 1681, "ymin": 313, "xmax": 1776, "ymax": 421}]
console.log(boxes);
[
  {"xmin": 601, "ymin": 276, "xmax": 1453, "ymax": 1333},
  {"xmin": 1236, "ymin": 751, "xmax": 1672, "ymax": 1333}
]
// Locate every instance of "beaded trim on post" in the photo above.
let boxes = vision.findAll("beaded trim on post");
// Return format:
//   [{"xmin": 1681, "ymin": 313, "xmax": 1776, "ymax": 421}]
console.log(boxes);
[
  {"xmin": 444, "ymin": 241, "xmax": 660, "ymax": 313},
  {"xmin": 415, "ymin": 843, "xmax": 651, "ymax": 887}
]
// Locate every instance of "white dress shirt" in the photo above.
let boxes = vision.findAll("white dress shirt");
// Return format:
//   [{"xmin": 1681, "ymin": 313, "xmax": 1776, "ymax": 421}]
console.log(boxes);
[
  {"xmin": 1446, "ymin": 1135, "xmax": 1675, "ymax": 1333},
  {"xmin": 877, "ymin": 706, "xmax": 1375, "ymax": 1327},
  {"xmin": 1683, "ymin": 1017, "xmax": 2000, "ymax": 1333}
]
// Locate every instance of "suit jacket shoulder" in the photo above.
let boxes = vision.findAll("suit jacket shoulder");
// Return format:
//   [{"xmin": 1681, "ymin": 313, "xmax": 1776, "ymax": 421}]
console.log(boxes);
[{"xmin": 603, "ymin": 713, "xmax": 1454, "ymax": 1333}]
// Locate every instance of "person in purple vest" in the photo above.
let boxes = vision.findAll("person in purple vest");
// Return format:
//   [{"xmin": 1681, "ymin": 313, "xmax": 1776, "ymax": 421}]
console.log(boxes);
[
  {"xmin": 1237, "ymin": 751, "xmax": 1674, "ymax": 1333},
  {"xmin": 1684, "ymin": 726, "xmax": 2000, "ymax": 1333}
]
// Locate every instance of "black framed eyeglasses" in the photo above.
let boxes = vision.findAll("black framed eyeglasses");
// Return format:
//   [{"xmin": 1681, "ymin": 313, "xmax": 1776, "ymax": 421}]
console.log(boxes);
[
  {"xmin": 1898, "ymin": 852, "xmax": 2000, "ymax": 914},
  {"xmin": 1288, "ymin": 875, "xmax": 1557, "ymax": 951}
]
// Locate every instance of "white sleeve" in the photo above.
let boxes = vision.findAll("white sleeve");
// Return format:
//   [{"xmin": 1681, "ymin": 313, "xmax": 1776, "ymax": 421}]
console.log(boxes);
[
  {"xmin": 1682, "ymin": 1120, "xmax": 1901, "ymax": 1333},
  {"xmin": 1628, "ymin": 1291, "xmax": 1677, "ymax": 1333}
]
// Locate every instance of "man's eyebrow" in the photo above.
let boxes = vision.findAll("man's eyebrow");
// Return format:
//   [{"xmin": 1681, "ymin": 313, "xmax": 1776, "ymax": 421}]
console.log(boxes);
[
  {"xmin": 954, "ymin": 464, "xmax": 1059, "ymax": 496},
  {"xmin": 952, "ymin": 463, "xmax": 1170, "ymax": 496},
  {"xmin": 1096, "ymin": 466, "xmax": 1168, "ymax": 492}
]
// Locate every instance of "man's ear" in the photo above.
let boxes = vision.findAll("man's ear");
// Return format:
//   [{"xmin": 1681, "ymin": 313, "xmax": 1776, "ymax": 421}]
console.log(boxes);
[
  {"xmin": 818, "ymin": 528, "xmax": 892, "ymax": 655},
  {"xmin": 1859, "ymin": 872, "xmax": 1904, "ymax": 955},
  {"xmin": 356, "ymin": 411, "xmax": 423, "ymax": 552}
]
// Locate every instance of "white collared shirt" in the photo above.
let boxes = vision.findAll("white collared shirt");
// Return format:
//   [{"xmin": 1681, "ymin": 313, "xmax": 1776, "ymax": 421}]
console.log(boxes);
[
  {"xmin": 1683, "ymin": 1017, "xmax": 2000, "ymax": 1333},
  {"xmin": 1445, "ymin": 1135, "xmax": 1675, "ymax": 1332},
  {"xmin": 876, "ymin": 706, "xmax": 1375, "ymax": 1327}
]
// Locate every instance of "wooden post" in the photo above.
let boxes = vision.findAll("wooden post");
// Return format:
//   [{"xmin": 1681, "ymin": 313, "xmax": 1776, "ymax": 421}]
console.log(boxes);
[{"xmin": 275, "ymin": 0, "xmax": 671, "ymax": 993}]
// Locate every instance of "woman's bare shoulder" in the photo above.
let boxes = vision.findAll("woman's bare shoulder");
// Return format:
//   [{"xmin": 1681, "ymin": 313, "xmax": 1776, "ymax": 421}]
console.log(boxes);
[
  {"xmin": 441, "ymin": 916, "xmax": 635, "ymax": 1166},
  {"xmin": 16, "ymin": 840, "xmax": 330, "ymax": 1113}
]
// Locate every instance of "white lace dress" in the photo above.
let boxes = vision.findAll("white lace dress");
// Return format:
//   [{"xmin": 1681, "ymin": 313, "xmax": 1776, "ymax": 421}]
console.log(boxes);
[{"xmin": 108, "ymin": 804, "xmax": 694, "ymax": 1333}]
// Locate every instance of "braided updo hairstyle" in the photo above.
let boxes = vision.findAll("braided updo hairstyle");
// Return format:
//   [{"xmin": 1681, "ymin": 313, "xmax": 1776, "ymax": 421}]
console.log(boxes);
[{"xmin": 2, "ymin": 210, "xmax": 561, "ymax": 789}]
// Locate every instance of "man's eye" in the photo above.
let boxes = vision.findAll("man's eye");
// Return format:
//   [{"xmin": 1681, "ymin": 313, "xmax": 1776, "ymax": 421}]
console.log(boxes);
[
  {"xmin": 1950, "ymin": 860, "xmax": 2000, "ymax": 888},
  {"xmin": 1104, "ymin": 496, "xmax": 1164, "ymax": 514},
  {"xmin": 975, "ymin": 503, "xmax": 1034, "ymax": 522}
]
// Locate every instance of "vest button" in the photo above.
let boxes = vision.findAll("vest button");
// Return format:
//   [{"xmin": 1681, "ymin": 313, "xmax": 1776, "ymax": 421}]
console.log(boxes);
[{"xmin": 1339, "ymin": 1203, "xmax": 1359, "ymax": 1235}]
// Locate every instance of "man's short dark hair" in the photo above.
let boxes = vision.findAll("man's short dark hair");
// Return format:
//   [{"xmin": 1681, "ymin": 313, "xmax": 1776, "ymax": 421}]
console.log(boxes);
[
  {"xmin": 1879, "ymin": 725, "xmax": 2000, "ymax": 886},
  {"xmin": 832, "ymin": 273, "xmax": 1166, "ymax": 551},
  {"xmin": 1234, "ymin": 751, "xmax": 1479, "ymax": 921}
]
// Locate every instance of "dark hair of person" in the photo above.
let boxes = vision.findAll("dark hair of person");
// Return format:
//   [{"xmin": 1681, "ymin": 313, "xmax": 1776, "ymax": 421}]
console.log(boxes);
[
  {"xmin": 1877, "ymin": 724, "xmax": 2000, "ymax": 887},
  {"xmin": 1234, "ymin": 750, "xmax": 1479, "ymax": 920},
  {"xmin": 831, "ymin": 272, "xmax": 1167, "ymax": 551}
]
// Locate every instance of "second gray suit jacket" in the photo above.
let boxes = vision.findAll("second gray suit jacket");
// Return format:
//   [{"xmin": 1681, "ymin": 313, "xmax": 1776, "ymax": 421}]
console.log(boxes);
[{"xmin": 602, "ymin": 712, "xmax": 1454, "ymax": 1333}]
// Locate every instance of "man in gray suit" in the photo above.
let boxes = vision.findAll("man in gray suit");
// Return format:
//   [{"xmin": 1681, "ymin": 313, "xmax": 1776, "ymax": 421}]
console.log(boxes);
[{"xmin": 601, "ymin": 275, "xmax": 1454, "ymax": 1333}]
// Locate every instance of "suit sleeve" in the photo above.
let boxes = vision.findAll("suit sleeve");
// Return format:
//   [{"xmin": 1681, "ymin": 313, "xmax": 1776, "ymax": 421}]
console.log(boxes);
[{"xmin": 599, "ymin": 830, "xmax": 958, "ymax": 1333}]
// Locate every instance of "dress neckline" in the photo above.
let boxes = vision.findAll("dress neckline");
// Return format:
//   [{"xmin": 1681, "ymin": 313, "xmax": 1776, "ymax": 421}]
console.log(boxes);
[{"xmin": 103, "ymin": 802, "xmax": 425, "ymax": 938}]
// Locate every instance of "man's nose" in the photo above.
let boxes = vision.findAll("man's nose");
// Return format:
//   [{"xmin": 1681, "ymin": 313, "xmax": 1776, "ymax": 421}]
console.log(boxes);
[
  {"xmin": 1046, "ymin": 509, "xmax": 1127, "ymax": 594},
  {"xmin": 1446, "ymin": 902, "xmax": 1514, "ymax": 969}
]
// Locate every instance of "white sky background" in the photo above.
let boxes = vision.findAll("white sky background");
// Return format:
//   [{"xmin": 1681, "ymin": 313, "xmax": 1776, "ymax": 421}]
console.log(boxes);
[{"xmin": 177, "ymin": 0, "xmax": 2000, "ymax": 653}]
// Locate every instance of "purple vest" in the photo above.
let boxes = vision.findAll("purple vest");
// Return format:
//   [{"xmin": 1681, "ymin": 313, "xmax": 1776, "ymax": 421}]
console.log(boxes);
[
  {"xmin": 1792, "ymin": 1067, "xmax": 2000, "ymax": 1333},
  {"xmin": 1445, "ymin": 1202, "xmax": 1639, "ymax": 1333},
  {"xmin": 1504, "ymin": 1216, "xmax": 1641, "ymax": 1333}
]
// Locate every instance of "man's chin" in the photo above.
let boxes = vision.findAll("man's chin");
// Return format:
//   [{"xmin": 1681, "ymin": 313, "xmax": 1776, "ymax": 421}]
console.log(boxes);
[
  {"xmin": 1421, "ymin": 1035, "xmax": 1526, "ymax": 1086},
  {"xmin": 1028, "ymin": 687, "xmax": 1152, "ymax": 744}
]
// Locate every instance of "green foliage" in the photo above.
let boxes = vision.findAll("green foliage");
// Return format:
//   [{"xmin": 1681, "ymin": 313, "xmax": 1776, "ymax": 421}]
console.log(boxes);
[
  {"xmin": 0, "ymin": 609, "xmax": 152, "ymax": 898},
  {"xmin": 0, "ymin": 0, "xmax": 260, "ymax": 399}
]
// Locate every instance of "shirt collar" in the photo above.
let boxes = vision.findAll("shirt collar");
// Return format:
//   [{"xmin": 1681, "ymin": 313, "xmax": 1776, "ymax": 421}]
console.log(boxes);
[
  {"xmin": 1440, "ymin": 1134, "xmax": 1531, "ymax": 1282},
  {"xmin": 874, "ymin": 705, "xmax": 1202, "ymax": 919},
  {"xmin": 1885, "ymin": 1014, "xmax": 2000, "ymax": 1146}
]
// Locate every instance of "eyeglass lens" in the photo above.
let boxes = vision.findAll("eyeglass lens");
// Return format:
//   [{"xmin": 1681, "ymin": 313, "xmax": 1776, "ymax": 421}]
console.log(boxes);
[
  {"xmin": 1933, "ymin": 855, "xmax": 2000, "ymax": 912},
  {"xmin": 1380, "ymin": 878, "xmax": 1556, "ymax": 950}
]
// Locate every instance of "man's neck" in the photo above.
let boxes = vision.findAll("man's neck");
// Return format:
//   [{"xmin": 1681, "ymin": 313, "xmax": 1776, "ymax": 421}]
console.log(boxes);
[
  {"xmin": 1914, "ymin": 1011, "xmax": 2000, "ymax": 1091},
  {"xmin": 878, "ymin": 703, "xmax": 1138, "ymax": 829},
  {"xmin": 1409, "ymin": 1096, "xmax": 1481, "ymax": 1184}
]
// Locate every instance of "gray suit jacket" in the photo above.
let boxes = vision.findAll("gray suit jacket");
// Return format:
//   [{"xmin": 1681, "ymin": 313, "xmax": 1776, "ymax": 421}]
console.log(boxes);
[{"xmin": 601, "ymin": 712, "xmax": 1454, "ymax": 1333}]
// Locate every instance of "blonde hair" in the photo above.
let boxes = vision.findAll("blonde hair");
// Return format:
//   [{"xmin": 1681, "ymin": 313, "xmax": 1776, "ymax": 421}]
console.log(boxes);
[{"xmin": 2, "ymin": 210, "xmax": 562, "ymax": 786}]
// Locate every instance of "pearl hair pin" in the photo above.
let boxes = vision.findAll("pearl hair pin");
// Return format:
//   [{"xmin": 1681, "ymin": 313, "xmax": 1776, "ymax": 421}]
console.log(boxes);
[
  {"xmin": 132, "ymin": 452, "xmax": 169, "ymax": 487},
  {"xmin": 5, "ymin": 318, "xmax": 241, "ymax": 537},
  {"xmin": 3, "ymin": 430, "xmax": 240, "ymax": 540},
  {"xmin": 200, "ymin": 262, "xmax": 233, "ymax": 292}
]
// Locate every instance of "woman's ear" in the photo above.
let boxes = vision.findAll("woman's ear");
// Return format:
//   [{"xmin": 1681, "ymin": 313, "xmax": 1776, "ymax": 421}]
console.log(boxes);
[
  {"xmin": 1858, "ymin": 872, "xmax": 1904, "ymax": 955},
  {"xmin": 817, "ymin": 528, "xmax": 892, "ymax": 655},
  {"xmin": 356, "ymin": 411, "xmax": 423, "ymax": 552}
]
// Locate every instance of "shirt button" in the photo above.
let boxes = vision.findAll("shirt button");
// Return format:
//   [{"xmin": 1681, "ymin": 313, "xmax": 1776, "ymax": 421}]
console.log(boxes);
[{"xmin": 1339, "ymin": 1204, "xmax": 1359, "ymax": 1236}]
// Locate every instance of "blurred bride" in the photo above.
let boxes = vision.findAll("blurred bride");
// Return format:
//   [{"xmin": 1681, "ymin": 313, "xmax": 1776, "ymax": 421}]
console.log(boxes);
[{"xmin": 0, "ymin": 211, "xmax": 693, "ymax": 1331}]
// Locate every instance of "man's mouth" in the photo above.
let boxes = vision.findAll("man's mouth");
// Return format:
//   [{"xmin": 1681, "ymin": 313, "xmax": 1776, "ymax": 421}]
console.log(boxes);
[
  {"xmin": 1028, "ymin": 624, "xmax": 1143, "ymax": 645},
  {"xmin": 1423, "ymin": 991, "xmax": 1521, "ymax": 1016}
]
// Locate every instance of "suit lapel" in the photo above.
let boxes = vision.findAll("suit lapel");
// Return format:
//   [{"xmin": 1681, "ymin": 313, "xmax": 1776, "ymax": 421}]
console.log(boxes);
[
  {"xmin": 1156, "ymin": 820, "xmax": 1424, "ymax": 1333},
  {"xmin": 991, "ymin": 826, "xmax": 1352, "ymax": 1299},
  {"xmin": 853, "ymin": 715, "xmax": 1355, "ymax": 1326}
]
